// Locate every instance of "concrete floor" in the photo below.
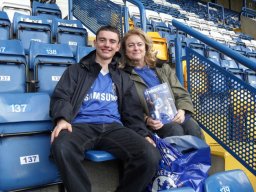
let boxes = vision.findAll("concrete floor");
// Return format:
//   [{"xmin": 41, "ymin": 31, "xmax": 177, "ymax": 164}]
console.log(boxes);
[
  {"xmin": 31, "ymin": 185, "xmax": 59, "ymax": 192},
  {"xmin": 24, "ymin": 159, "xmax": 119, "ymax": 192}
]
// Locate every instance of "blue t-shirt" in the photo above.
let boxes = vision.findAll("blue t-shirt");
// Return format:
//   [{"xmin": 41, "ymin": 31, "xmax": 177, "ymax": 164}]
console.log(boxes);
[
  {"xmin": 134, "ymin": 66, "xmax": 161, "ymax": 88},
  {"xmin": 73, "ymin": 70, "xmax": 122, "ymax": 124}
]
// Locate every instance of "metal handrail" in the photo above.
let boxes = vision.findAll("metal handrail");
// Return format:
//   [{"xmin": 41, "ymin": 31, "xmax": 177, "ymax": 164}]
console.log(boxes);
[{"xmin": 127, "ymin": 0, "xmax": 146, "ymax": 32}]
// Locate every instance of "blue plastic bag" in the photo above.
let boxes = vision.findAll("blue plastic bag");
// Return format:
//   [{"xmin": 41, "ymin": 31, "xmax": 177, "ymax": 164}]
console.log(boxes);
[{"xmin": 148, "ymin": 135, "xmax": 211, "ymax": 192}]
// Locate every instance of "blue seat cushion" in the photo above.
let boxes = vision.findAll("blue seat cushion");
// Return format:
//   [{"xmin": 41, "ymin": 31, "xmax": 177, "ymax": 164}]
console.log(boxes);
[
  {"xmin": 85, "ymin": 150, "xmax": 115, "ymax": 162},
  {"xmin": 160, "ymin": 187, "xmax": 195, "ymax": 192}
]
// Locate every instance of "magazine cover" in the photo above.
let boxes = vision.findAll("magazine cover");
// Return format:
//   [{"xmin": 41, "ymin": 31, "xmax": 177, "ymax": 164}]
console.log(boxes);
[{"xmin": 144, "ymin": 83, "xmax": 177, "ymax": 124}]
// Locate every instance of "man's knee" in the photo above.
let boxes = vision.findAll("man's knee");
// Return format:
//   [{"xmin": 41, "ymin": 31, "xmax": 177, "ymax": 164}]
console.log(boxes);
[
  {"xmin": 51, "ymin": 136, "xmax": 73, "ymax": 161},
  {"xmin": 142, "ymin": 144, "xmax": 161, "ymax": 170},
  {"xmin": 158, "ymin": 123, "xmax": 184, "ymax": 137}
]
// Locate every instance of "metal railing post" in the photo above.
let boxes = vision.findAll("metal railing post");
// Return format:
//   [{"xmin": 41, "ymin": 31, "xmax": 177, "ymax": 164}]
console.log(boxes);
[{"xmin": 175, "ymin": 33, "xmax": 184, "ymax": 85}]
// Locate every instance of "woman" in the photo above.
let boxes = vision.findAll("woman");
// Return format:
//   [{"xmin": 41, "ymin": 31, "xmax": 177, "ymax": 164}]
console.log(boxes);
[{"xmin": 119, "ymin": 28, "xmax": 204, "ymax": 139}]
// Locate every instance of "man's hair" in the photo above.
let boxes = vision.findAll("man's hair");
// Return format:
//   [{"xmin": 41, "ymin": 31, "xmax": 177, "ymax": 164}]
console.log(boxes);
[
  {"xmin": 96, "ymin": 25, "xmax": 121, "ymax": 42},
  {"xmin": 119, "ymin": 28, "xmax": 157, "ymax": 68}
]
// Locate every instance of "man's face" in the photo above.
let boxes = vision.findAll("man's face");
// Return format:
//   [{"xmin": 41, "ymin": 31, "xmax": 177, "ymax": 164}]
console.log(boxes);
[{"xmin": 94, "ymin": 30, "xmax": 120, "ymax": 61}]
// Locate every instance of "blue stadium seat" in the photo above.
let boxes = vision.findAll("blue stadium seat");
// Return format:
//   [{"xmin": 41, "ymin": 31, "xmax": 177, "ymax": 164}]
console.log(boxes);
[
  {"xmin": 204, "ymin": 169, "xmax": 254, "ymax": 192},
  {"xmin": 160, "ymin": 187, "xmax": 195, "ymax": 192},
  {"xmin": 151, "ymin": 20, "xmax": 171, "ymax": 37},
  {"xmin": 233, "ymin": 50, "xmax": 249, "ymax": 71},
  {"xmin": 0, "ymin": 92, "xmax": 61, "ymax": 191},
  {"xmin": 0, "ymin": 40, "xmax": 27, "ymax": 92},
  {"xmin": 227, "ymin": 68, "xmax": 245, "ymax": 80},
  {"xmin": 132, "ymin": 16, "xmax": 153, "ymax": 32},
  {"xmin": 205, "ymin": 46, "xmax": 221, "ymax": 65},
  {"xmin": 219, "ymin": 52, "xmax": 245, "ymax": 79},
  {"xmin": 0, "ymin": 11, "xmax": 11, "ymax": 40},
  {"xmin": 245, "ymin": 69, "xmax": 256, "ymax": 88},
  {"xmin": 230, "ymin": 44, "xmax": 244, "ymax": 52},
  {"xmin": 247, "ymin": 52, "xmax": 256, "ymax": 63},
  {"xmin": 52, "ymin": 18, "xmax": 88, "ymax": 55},
  {"xmin": 29, "ymin": 41, "xmax": 76, "ymax": 94},
  {"xmin": 184, "ymin": 37, "xmax": 201, "ymax": 47},
  {"xmin": 167, "ymin": 34, "xmax": 187, "ymax": 62},
  {"xmin": 76, "ymin": 46, "xmax": 95, "ymax": 62},
  {"xmin": 189, "ymin": 42, "xmax": 205, "ymax": 56},
  {"xmin": 220, "ymin": 54, "xmax": 240, "ymax": 69},
  {"xmin": 85, "ymin": 150, "xmax": 115, "ymax": 162},
  {"xmin": 13, "ymin": 12, "xmax": 52, "ymax": 54},
  {"xmin": 32, "ymin": 1, "xmax": 62, "ymax": 18},
  {"xmin": 0, "ymin": 0, "xmax": 31, "ymax": 22}
]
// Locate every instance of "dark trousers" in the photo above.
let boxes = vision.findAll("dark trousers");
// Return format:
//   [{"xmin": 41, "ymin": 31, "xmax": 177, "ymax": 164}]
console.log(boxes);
[
  {"xmin": 51, "ymin": 123, "xmax": 161, "ymax": 192},
  {"xmin": 154, "ymin": 117, "xmax": 204, "ymax": 140}
]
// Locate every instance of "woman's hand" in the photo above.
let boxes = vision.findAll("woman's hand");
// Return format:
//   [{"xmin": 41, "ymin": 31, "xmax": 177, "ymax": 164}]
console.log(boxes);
[
  {"xmin": 172, "ymin": 109, "xmax": 185, "ymax": 124},
  {"xmin": 146, "ymin": 116, "xmax": 163, "ymax": 130},
  {"xmin": 51, "ymin": 119, "xmax": 72, "ymax": 143}
]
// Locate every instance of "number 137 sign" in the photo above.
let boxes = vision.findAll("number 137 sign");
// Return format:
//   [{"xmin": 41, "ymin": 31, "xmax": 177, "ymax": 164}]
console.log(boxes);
[{"xmin": 20, "ymin": 155, "xmax": 40, "ymax": 165}]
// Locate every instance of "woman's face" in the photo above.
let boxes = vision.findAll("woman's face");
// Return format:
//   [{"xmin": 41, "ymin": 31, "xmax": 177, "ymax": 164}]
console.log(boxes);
[{"xmin": 125, "ymin": 34, "xmax": 146, "ymax": 65}]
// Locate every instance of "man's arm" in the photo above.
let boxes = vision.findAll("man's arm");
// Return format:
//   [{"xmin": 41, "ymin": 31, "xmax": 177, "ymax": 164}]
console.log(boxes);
[{"xmin": 50, "ymin": 65, "xmax": 77, "ymax": 124}]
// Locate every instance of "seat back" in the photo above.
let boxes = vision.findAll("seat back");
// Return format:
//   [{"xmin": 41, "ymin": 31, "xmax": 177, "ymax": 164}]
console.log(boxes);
[
  {"xmin": 204, "ymin": 169, "xmax": 254, "ymax": 192},
  {"xmin": 0, "ymin": 92, "xmax": 61, "ymax": 191},
  {"xmin": 0, "ymin": 40, "xmax": 27, "ymax": 92},
  {"xmin": 220, "ymin": 54, "xmax": 240, "ymax": 70},
  {"xmin": 32, "ymin": 1, "xmax": 61, "ymax": 18},
  {"xmin": 53, "ymin": 18, "xmax": 88, "ymax": 55},
  {"xmin": 132, "ymin": 15, "xmax": 153, "ymax": 32},
  {"xmin": 245, "ymin": 69, "xmax": 256, "ymax": 88},
  {"xmin": 189, "ymin": 42, "xmax": 205, "ymax": 56},
  {"xmin": 29, "ymin": 41, "xmax": 76, "ymax": 94},
  {"xmin": 76, "ymin": 46, "xmax": 95, "ymax": 62},
  {"xmin": 0, "ymin": 11, "xmax": 11, "ymax": 40},
  {"xmin": 13, "ymin": 12, "xmax": 52, "ymax": 54},
  {"xmin": 151, "ymin": 20, "xmax": 171, "ymax": 37},
  {"xmin": 247, "ymin": 52, "xmax": 256, "ymax": 63},
  {"xmin": 205, "ymin": 46, "xmax": 221, "ymax": 65},
  {"xmin": 0, "ymin": 0, "xmax": 31, "ymax": 21}
]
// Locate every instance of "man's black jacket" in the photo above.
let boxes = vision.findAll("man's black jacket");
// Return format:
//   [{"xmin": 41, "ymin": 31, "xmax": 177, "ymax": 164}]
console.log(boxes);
[{"xmin": 50, "ymin": 50, "xmax": 150, "ymax": 137}]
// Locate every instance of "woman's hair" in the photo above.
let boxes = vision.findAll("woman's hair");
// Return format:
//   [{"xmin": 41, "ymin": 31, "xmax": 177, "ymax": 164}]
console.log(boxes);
[{"xmin": 119, "ymin": 28, "xmax": 157, "ymax": 68}]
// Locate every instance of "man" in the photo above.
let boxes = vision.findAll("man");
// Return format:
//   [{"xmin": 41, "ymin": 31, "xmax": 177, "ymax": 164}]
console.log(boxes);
[{"xmin": 50, "ymin": 25, "xmax": 160, "ymax": 192}]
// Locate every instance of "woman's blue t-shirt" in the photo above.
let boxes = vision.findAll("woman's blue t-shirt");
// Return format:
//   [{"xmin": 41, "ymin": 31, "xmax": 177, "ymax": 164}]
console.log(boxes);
[{"xmin": 134, "ymin": 66, "xmax": 161, "ymax": 88}]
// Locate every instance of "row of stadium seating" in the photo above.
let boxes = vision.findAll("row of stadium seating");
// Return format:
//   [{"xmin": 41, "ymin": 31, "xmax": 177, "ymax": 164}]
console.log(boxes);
[
  {"xmin": 0, "ymin": 0, "xmax": 61, "ymax": 21},
  {"xmin": 0, "ymin": 39, "xmax": 94, "ymax": 93},
  {"xmin": 1, "ymin": 39, "xmax": 255, "ymax": 96},
  {"xmin": 140, "ymin": 0, "xmax": 241, "ymax": 28},
  {"xmin": 0, "ymin": 90, "xmax": 253, "ymax": 192},
  {"xmin": 0, "ymin": 11, "xmax": 88, "ymax": 55},
  {"xmin": 0, "ymin": 0, "xmax": 255, "ymax": 191},
  {"xmin": 164, "ymin": 36, "xmax": 256, "ymax": 88},
  {"xmin": 126, "ymin": 0, "xmax": 256, "ymax": 54}
]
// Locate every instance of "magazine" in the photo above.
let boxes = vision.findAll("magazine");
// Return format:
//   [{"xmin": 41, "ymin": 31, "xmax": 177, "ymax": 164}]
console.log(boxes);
[{"xmin": 144, "ymin": 83, "xmax": 177, "ymax": 124}]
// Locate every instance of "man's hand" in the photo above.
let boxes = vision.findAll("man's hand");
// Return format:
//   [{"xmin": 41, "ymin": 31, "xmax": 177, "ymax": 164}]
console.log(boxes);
[
  {"xmin": 172, "ymin": 109, "xmax": 185, "ymax": 124},
  {"xmin": 51, "ymin": 119, "xmax": 72, "ymax": 143},
  {"xmin": 145, "ymin": 136, "xmax": 156, "ymax": 147}
]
